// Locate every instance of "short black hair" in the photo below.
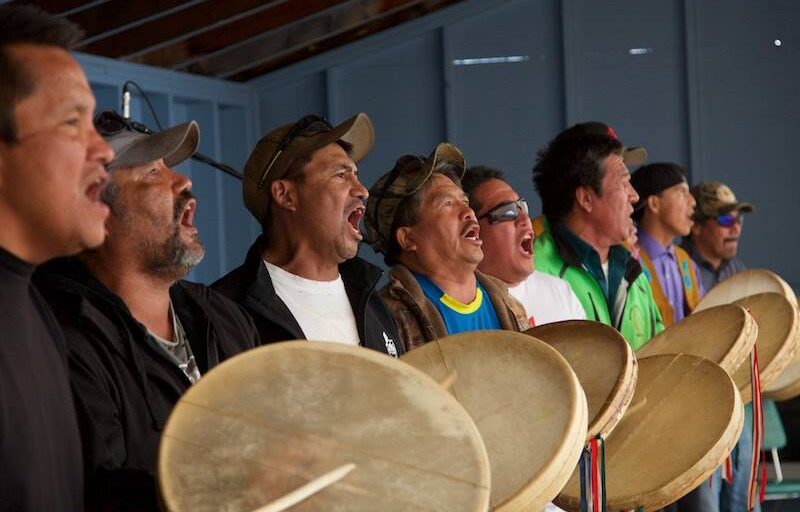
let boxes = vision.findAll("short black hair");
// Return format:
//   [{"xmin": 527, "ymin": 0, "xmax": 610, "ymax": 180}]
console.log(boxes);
[
  {"xmin": 0, "ymin": 5, "xmax": 85, "ymax": 143},
  {"xmin": 532, "ymin": 133, "xmax": 623, "ymax": 223},
  {"xmin": 461, "ymin": 165, "xmax": 507, "ymax": 216}
]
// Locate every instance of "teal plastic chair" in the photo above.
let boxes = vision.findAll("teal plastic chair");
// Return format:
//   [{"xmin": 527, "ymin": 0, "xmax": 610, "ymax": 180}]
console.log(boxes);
[{"xmin": 763, "ymin": 399, "xmax": 800, "ymax": 501}]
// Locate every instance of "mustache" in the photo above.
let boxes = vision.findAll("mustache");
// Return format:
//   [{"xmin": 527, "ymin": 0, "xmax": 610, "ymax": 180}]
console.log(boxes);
[{"xmin": 173, "ymin": 190, "xmax": 196, "ymax": 222}]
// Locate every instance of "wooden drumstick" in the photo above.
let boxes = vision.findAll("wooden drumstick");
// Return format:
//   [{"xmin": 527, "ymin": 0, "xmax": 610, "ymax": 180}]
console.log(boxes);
[{"xmin": 252, "ymin": 463, "xmax": 356, "ymax": 512}]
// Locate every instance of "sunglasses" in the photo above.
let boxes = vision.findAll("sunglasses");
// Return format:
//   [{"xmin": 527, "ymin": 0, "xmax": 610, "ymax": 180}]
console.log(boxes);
[
  {"xmin": 257, "ymin": 114, "xmax": 332, "ymax": 190},
  {"xmin": 716, "ymin": 212, "xmax": 744, "ymax": 228},
  {"xmin": 478, "ymin": 198, "xmax": 529, "ymax": 224},
  {"xmin": 94, "ymin": 110, "xmax": 153, "ymax": 137}
]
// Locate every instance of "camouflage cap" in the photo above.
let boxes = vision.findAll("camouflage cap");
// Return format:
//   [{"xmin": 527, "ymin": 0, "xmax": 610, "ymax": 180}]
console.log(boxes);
[
  {"xmin": 364, "ymin": 142, "xmax": 466, "ymax": 255},
  {"xmin": 243, "ymin": 113, "xmax": 374, "ymax": 225},
  {"xmin": 691, "ymin": 180, "xmax": 754, "ymax": 220}
]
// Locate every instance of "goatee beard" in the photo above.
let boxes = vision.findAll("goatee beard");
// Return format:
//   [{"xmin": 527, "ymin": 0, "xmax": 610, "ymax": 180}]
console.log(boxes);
[{"xmin": 143, "ymin": 191, "xmax": 205, "ymax": 279}]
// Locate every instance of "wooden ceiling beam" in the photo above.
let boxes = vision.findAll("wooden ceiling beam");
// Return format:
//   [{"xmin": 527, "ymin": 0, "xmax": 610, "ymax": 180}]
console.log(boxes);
[
  {"xmin": 9, "ymin": 0, "xmax": 464, "ymax": 80},
  {"xmin": 78, "ymin": 0, "xmax": 285, "ymax": 59},
  {"xmin": 183, "ymin": 0, "xmax": 423, "ymax": 79},
  {"xmin": 130, "ymin": 0, "xmax": 346, "ymax": 70},
  {"xmin": 229, "ymin": 0, "xmax": 461, "ymax": 81},
  {"xmin": 6, "ymin": 0, "xmax": 108, "ymax": 16},
  {"xmin": 69, "ymin": 0, "xmax": 203, "ymax": 46}
]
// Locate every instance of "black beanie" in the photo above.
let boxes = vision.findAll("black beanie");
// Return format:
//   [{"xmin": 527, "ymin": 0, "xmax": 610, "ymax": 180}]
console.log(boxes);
[{"xmin": 631, "ymin": 162, "xmax": 687, "ymax": 217}]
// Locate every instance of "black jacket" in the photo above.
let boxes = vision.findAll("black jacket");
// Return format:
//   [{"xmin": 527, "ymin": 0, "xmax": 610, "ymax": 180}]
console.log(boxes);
[
  {"xmin": 34, "ymin": 259, "xmax": 260, "ymax": 512},
  {"xmin": 212, "ymin": 236, "xmax": 403, "ymax": 357}
]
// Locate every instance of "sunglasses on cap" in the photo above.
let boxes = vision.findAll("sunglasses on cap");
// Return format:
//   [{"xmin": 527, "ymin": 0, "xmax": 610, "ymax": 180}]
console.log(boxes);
[
  {"xmin": 717, "ymin": 212, "xmax": 744, "ymax": 228},
  {"xmin": 478, "ymin": 198, "xmax": 529, "ymax": 224},
  {"xmin": 257, "ymin": 115, "xmax": 332, "ymax": 190},
  {"xmin": 94, "ymin": 110, "xmax": 153, "ymax": 136}
]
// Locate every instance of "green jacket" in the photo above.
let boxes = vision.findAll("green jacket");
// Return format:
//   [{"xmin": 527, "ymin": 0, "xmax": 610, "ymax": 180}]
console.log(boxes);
[{"xmin": 533, "ymin": 217, "xmax": 664, "ymax": 350}]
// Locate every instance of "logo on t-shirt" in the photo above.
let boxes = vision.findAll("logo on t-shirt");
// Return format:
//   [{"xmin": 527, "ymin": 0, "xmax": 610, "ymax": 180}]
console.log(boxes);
[{"xmin": 383, "ymin": 332, "xmax": 398, "ymax": 357}]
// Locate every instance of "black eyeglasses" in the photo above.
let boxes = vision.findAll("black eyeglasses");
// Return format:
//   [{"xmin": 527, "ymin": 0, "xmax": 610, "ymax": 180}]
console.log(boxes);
[
  {"xmin": 257, "ymin": 114, "xmax": 332, "ymax": 190},
  {"xmin": 94, "ymin": 110, "xmax": 153, "ymax": 137},
  {"xmin": 478, "ymin": 198, "xmax": 529, "ymax": 224}
]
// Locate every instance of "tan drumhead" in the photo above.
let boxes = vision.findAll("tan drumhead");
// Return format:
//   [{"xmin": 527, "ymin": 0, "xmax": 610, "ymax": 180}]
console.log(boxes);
[
  {"xmin": 637, "ymin": 304, "xmax": 757, "ymax": 375},
  {"xmin": 765, "ymin": 351, "xmax": 800, "ymax": 402},
  {"xmin": 695, "ymin": 269, "xmax": 797, "ymax": 311},
  {"xmin": 731, "ymin": 293, "xmax": 800, "ymax": 403},
  {"xmin": 526, "ymin": 320, "xmax": 637, "ymax": 440},
  {"xmin": 557, "ymin": 354, "xmax": 743, "ymax": 511},
  {"xmin": 401, "ymin": 330, "xmax": 588, "ymax": 511},
  {"xmin": 158, "ymin": 341, "xmax": 491, "ymax": 512}
]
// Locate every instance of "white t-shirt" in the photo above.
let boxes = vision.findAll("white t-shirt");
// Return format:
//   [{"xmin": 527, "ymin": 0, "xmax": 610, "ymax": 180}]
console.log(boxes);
[
  {"xmin": 508, "ymin": 271, "xmax": 586, "ymax": 327},
  {"xmin": 264, "ymin": 261, "xmax": 360, "ymax": 346}
]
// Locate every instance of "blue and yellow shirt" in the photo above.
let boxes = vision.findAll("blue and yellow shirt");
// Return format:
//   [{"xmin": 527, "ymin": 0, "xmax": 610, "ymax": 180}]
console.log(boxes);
[{"xmin": 413, "ymin": 273, "xmax": 501, "ymax": 335}]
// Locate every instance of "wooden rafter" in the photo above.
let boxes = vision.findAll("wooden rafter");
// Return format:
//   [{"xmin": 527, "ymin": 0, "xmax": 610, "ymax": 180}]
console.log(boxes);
[
  {"xmin": 129, "ymin": 0, "xmax": 344, "ymax": 69},
  {"xmin": 184, "ymin": 0, "xmax": 437, "ymax": 79},
  {"xmin": 77, "ymin": 0, "xmax": 285, "ymax": 59},
  {"xmin": 227, "ymin": 0, "xmax": 461, "ymax": 81},
  {"xmin": 7, "ymin": 0, "xmax": 464, "ymax": 80}
]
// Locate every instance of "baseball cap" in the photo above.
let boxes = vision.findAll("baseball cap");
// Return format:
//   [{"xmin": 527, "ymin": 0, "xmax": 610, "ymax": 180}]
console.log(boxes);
[
  {"xmin": 556, "ymin": 121, "xmax": 648, "ymax": 166},
  {"xmin": 364, "ymin": 142, "xmax": 466, "ymax": 255},
  {"xmin": 692, "ymin": 180, "xmax": 754, "ymax": 220},
  {"xmin": 242, "ymin": 113, "xmax": 374, "ymax": 225},
  {"xmin": 94, "ymin": 110, "xmax": 199, "ymax": 172}
]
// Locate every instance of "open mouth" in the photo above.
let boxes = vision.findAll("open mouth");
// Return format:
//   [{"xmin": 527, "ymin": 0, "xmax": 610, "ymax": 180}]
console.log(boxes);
[
  {"xmin": 85, "ymin": 175, "xmax": 108, "ymax": 204},
  {"xmin": 347, "ymin": 206, "xmax": 365, "ymax": 238},
  {"xmin": 520, "ymin": 233, "xmax": 533, "ymax": 256},
  {"xmin": 462, "ymin": 222, "xmax": 481, "ymax": 242},
  {"xmin": 180, "ymin": 200, "xmax": 197, "ymax": 230}
]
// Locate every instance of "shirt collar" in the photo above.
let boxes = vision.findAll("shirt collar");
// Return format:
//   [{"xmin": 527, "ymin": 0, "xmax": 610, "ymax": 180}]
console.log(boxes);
[
  {"xmin": 554, "ymin": 222, "xmax": 631, "ymax": 268},
  {"xmin": 638, "ymin": 230, "xmax": 674, "ymax": 260}
]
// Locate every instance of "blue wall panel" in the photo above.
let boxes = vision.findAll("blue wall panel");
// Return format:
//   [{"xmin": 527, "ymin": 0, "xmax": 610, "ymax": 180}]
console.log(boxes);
[
  {"xmin": 562, "ymin": 0, "xmax": 689, "ymax": 168},
  {"xmin": 444, "ymin": 0, "xmax": 564, "ymax": 213},
  {"xmin": 219, "ymin": 105, "xmax": 260, "ymax": 273},
  {"xmin": 257, "ymin": 72, "xmax": 328, "ymax": 135},
  {"xmin": 328, "ymin": 31, "xmax": 446, "ymax": 183},
  {"xmin": 686, "ymin": 0, "xmax": 800, "ymax": 290}
]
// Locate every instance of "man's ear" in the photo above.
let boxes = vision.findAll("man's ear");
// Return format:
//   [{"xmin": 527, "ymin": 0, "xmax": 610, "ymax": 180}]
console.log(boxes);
[
  {"xmin": 395, "ymin": 226, "xmax": 416, "ymax": 252},
  {"xmin": 575, "ymin": 186, "xmax": 593, "ymax": 213},
  {"xmin": 646, "ymin": 194, "xmax": 660, "ymax": 214},
  {"xmin": 270, "ymin": 179, "xmax": 297, "ymax": 212}
]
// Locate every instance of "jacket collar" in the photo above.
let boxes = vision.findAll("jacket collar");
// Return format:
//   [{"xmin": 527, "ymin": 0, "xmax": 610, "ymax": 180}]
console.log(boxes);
[
  {"xmin": 240, "ymin": 236, "xmax": 384, "ymax": 341},
  {"xmin": 549, "ymin": 219, "xmax": 643, "ymax": 284},
  {"xmin": 35, "ymin": 258, "xmax": 209, "ymax": 430}
]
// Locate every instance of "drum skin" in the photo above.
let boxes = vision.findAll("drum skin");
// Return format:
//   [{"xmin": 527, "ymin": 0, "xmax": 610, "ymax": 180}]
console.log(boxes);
[
  {"xmin": 526, "ymin": 320, "xmax": 637, "ymax": 441},
  {"xmin": 636, "ymin": 304, "xmax": 757, "ymax": 376},
  {"xmin": 695, "ymin": 269, "xmax": 797, "ymax": 312},
  {"xmin": 557, "ymin": 354, "xmax": 743, "ymax": 511},
  {"xmin": 401, "ymin": 330, "xmax": 588, "ymax": 512},
  {"xmin": 158, "ymin": 341, "xmax": 491, "ymax": 512},
  {"xmin": 730, "ymin": 293, "xmax": 800, "ymax": 403},
  {"xmin": 690, "ymin": 267, "xmax": 800, "ymax": 402}
]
